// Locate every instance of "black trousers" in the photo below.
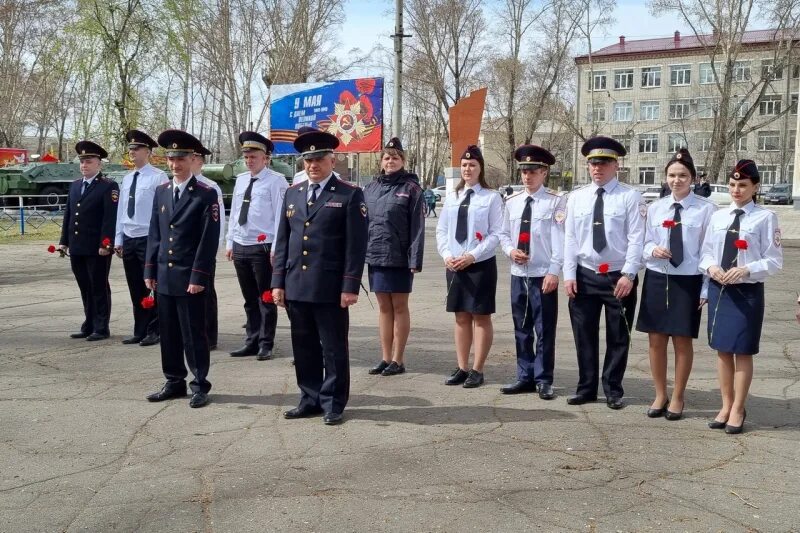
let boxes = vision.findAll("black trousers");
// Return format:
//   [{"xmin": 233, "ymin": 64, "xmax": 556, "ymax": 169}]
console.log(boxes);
[
  {"xmin": 157, "ymin": 292, "xmax": 211, "ymax": 393},
  {"xmin": 568, "ymin": 266, "xmax": 638, "ymax": 399},
  {"xmin": 70, "ymin": 253, "xmax": 112, "ymax": 335},
  {"xmin": 285, "ymin": 301, "xmax": 350, "ymax": 415},
  {"xmin": 122, "ymin": 235, "xmax": 158, "ymax": 338},
  {"xmin": 232, "ymin": 242, "xmax": 277, "ymax": 350},
  {"xmin": 205, "ymin": 263, "xmax": 218, "ymax": 347},
  {"xmin": 511, "ymin": 275, "xmax": 557, "ymax": 385}
]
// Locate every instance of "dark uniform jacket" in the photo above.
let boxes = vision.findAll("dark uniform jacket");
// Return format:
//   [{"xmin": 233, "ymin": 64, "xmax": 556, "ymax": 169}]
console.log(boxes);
[
  {"xmin": 694, "ymin": 182, "xmax": 711, "ymax": 198},
  {"xmin": 144, "ymin": 177, "xmax": 220, "ymax": 296},
  {"xmin": 59, "ymin": 174, "xmax": 119, "ymax": 256},
  {"xmin": 363, "ymin": 170, "xmax": 425, "ymax": 270},
  {"xmin": 271, "ymin": 175, "xmax": 368, "ymax": 303}
]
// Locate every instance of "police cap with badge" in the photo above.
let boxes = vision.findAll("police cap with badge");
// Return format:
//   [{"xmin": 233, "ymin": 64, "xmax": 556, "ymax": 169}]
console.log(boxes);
[
  {"xmin": 385, "ymin": 137, "xmax": 404, "ymax": 152},
  {"xmin": 293, "ymin": 128, "xmax": 340, "ymax": 159},
  {"xmin": 126, "ymin": 130, "xmax": 158, "ymax": 150},
  {"xmin": 239, "ymin": 131, "xmax": 274, "ymax": 154},
  {"xmin": 731, "ymin": 159, "xmax": 760, "ymax": 183},
  {"xmin": 514, "ymin": 144, "xmax": 555, "ymax": 169},
  {"xmin": 75, "ymin": 140, "xmax": 108, "ymax": 160},
  {"xmin": 157, "ymin": 129, "xmax": 204, "ymax": 157},
  {"xmin": 461, "ymin": 144, "xmax": 484, "ymax": 165},
  {"xmin": 581, "ymin": 136, "xmax": 627, "ymax": 163}
]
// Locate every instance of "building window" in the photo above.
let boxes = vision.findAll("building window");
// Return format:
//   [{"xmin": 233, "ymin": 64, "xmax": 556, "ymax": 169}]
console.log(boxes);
[
  {"xmin": 761, "ymin": 59, "xmax": 783, "ymax": 80},
  {"xmin": 697, "ymin": 132, "xmax": 713, "ymax": 152},
  {"xmin": 640, "ymin": 100, "xmax": 660, "ymax": 121},
  {"xmin": 699, "ymin": 63, "xmax": 717, "ymax": 84},
  {"xmin": 793, "ymin": 65, "xmax": 800, "ymax": 79},
  {"xmin": 790, "ymin": 130, "xmax": 797, "ymax": 150},
  {"xmin": 639, "ymin": 134, "xmax": 659, "ymax": 153},
  {"xmin": 761, "ymin": 165, "xmax": 778, "ymax": 184},
  {"xmin": 759, "ymin": 95, "xmax": 782, "ymax": 116},
  {"xmin": 641, "ymin": 67, "xmax": 661, "ymax": 88},
  {"xmin": 669, "ymin": 100, "xmax": 691, "ymax": 120},
  {"xmin": 586, "ymin": 104, "xmax": 606, "ymax": 122},
  {"xmin": 670, "ymin": 64, "xmax": 691, "ymax": 86},
  {"xmin": 612, "ymin": 102, "xmax": 633, "ymax": 122},
  {"xmin": 757, "ymin": 131, "xmax": 780, "ymax": 151},
  {"xmin": 697, "ymin": 98, "xmax": 716, "ymax": 119},
  {"xmin": 638, "ymin": 167, "xmax": 656, "ymax": 185},
  {"xmin": 589, "ymin": 71, "xmax": 607, "ymax": 91},
  {"xmin": 611, "ymin": 135, "xmax": 632, "ymax": 153},
  {"xmin": 614, "ymin": 69, "xmax": 634, "ymax": 89},
  {"xmin": 668, "ymin": 133, "xmax": 688, "ymax": 152},
  {"xmin": 733, "ymin": 61, "xmax": 751, "ymax": 82},
  {"xmin": 787, "ymin": 165, "xmax": 795, "ymax": 181},
  {"xmin": 791, "ymin": 94, "xmax": 798, "ymax": 115},
  {"xmin": 618, "ymin": 167, "xmax": 630, "ymax": 182},
  {"xmin": 734, "ymin": 99, "xmax": 750, "ymax": 118},
  {"xmin": 736, "ymin": 134, "xmax": 747, "ymax": 152}
]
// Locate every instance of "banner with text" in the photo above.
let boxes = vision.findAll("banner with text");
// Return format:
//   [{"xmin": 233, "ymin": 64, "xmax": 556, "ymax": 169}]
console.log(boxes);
[{"xmin": 270, "ymin": 77, "xmax": 384, "ymax": 155}]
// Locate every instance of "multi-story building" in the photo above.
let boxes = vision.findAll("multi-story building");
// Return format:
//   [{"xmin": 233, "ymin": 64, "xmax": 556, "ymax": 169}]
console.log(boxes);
[{"xmin": 573, "ymin": 30, "xmax": 799, "ymax": 187}]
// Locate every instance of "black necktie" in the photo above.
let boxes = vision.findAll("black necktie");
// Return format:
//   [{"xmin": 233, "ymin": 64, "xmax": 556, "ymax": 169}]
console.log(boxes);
[
  {"xmin": 173, "ymin": 186, "xmax": 180, "ymax": 207},
  {"xmin": 592, "ymin": 188, "xmax": 607, "ymax": 253},
  {"xmin": 455, "ymin": 189, "xmax": 474, "ymax": 244},
  {"xmin": 309, "ymin": 183, "xmax": 320, "ymax": 205},
  {"xmin": 721, "ymin": 209, "xmax": 745, "ymax": 270},
  {"xmin": 127, "ymin": 171, "xmax": 139, "ymax": 218},
  {"xmin": 238, "ymin": 177, "xmax": 257, "ymax": 225},
  {"xmin": 81, "ymin": 181, "xmax": 88, "ymax": 196},
  {"xmin": 669, "ymin": 203, "xmax": 684, "ymax": 267},
  {"xmin": 517, "ymin": 196, "xmax": 533, "ymax": 254}
]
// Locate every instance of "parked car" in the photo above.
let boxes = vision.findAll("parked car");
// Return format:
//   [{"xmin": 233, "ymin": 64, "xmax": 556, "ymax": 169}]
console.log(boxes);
[
  {"xmin": 641, "ymin": 186, "xmax": 662, "ymax": 203},
  {"xmin": 763, "ymin": 183, "xmax": 793, "ymax": 205},
  {"xmin": 433, "ymin": 185, "xmax": 446, "ymax": 201},
  {"xmin": 708, "ymin": 184, "xmax": 732, "ymax": 205}
]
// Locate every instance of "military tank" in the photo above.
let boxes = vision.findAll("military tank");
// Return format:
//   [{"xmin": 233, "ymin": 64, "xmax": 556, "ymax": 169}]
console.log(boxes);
[{"xmin": 0, "ymin": 161, "xmax": 127, "ymax": 207}]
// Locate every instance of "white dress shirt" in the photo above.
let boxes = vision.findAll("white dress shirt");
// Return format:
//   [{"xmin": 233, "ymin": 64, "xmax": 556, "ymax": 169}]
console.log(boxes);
[
  {"xmin": 436, "ymin": 183, "xmax": 503, "ymax": 263},
  {"xmin": 226, "ymin": 167, "xmax": 289, "ymax": 249},
  {"xmin": 563, "ymin": 177, "xmax": 646, "ymax": 279},
  {"xmin": 305, "ymin": 174, "xmax": 333, "ymax": 202},
  {"xmin": 699, "ymin": 201, "xmax": 783, "ymax": 283},
  {"xmin": 115, "ymin": 163, "xmax": 169, "ymax": 245},
  {"xmin": 196, "ymin": 174, "xmax": 226, "ymax": 250},
  {"xmin": 499, "ymin": 187, "xmax": 566, "ymax": 277}
]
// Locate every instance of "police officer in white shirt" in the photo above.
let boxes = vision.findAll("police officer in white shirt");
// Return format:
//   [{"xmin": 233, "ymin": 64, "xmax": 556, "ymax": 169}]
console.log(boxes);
[
  {"xmin": 227, "ymin": 132, "xmax": 288, "ymax": 361},
  {"xmin": 498, "ymin": 145, "xmax": 565, "ymax": 400},
  {"xmin": 115, "ymin": 130, "xmax": 169, "ymax": 347},
  {"xmin": 191, "ymin": 144, "xmax": 225, "ymax": 350},
  {"xmin": 563, "ymin": 136, "xmax": 646, "ymax": 409}
]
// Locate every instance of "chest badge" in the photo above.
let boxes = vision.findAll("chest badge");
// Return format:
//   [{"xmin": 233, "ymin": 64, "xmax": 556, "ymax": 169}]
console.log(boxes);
[{"xmin": 286, "ymin": 204, "xmax": 295, "ymax": 218}]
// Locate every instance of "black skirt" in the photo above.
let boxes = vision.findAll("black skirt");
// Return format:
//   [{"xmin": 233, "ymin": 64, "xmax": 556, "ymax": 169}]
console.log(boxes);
[
  {"xmin": 368, "ymin": 265, "xmax": 413, "ymax": 293},
  {"xmin": 445, "ymin": 257, "xmax": 497, "ymax": 314},
  {"xmin": 707, "ymin": 281, "xmax": 764, "ymax": 355},
  {"xmin": 636, "ymin": 270, "xmax": 704, "ymax": 338}
]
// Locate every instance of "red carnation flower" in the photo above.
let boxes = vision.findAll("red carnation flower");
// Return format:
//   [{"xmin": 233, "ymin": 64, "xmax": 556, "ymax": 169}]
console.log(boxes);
[
  {"xmin": 261, "ymin": 290, "xmax": 274, "ymax": 304},
  {"xmin": 257, "ymin": 233, "xmax": 267, "ymax": 243},
  {"xmin": 598, "ymin": 263, "xmax": 610, "ymax": 274},
  {"xmin": 734, "ymin": 239, "xmax": 748, "ymax": 250},
  {"xmin": 101, "ymin": 237, "xmax": 111, "ymax": 248},
  {"xmin": 518, "ymin": 232, "xmax": 530, "ymax": 244},
  {"xmin": 141, "ymin": 294, "xmax": 155, "ymax": 309},
  {"xmin": 662, "ymin": 220, "xmax": 676, "ymax": 229},
  {"xmin": 475, "ymin": 232, "xmax": 483, "ymax": 242},
  {"xmin": 47, "ymin": 245, "xmax": 56, "ymax": 254}
]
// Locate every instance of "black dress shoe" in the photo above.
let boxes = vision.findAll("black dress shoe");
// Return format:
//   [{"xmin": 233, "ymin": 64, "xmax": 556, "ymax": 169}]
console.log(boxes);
[
  {"xmin": 368, "ymin": 360, "xmax": 390, "ymax": 375},
  {"xmin": 86, "ymin": 333, "xmax": 109, "ymax": 341},
  {"xmin": 230, "ymin": 345, "xmax": 258, "ymax": 357},
  {"xmin": 724, "ymin": 410, "xmax": 746, "ymax": 434},
  {"xmin": 70, "ymin": 331, "xmax": 90, "ymax": 339},
  {"xmin": 708, "ymin": 418, "xmax": 728, "ymax": 430},
  {"xmin": 566, "ymin": 394, "xmax": 597, "ymax": 405},
  {"xmin": 381, "ymin": 362, "xmax": 406, "ymax": 376},
  {"xmin": 122, "ymin": 335, "xmax": 143, "ymax": 345},
  {"xmin": 283, "ymin": 406, "xmax": 324, "ymax": 419},
  {"xmin": 664, "ymin": 410, "xmax": 683, "ymax": 421},
  {"xmin": 146, "ymin": 384, "xmax": 188, "ymax": 402},
  {"xmin": 445, "ymin": 368, "xmax": 469, "ymax": 385},
  {"xmin": 256, "ymin": 347, "xmax": 273, "ymax": 361},
  {"xmin": 323, "ymin": 412, "xmax": 344, "ymax": 425},
  {"xmin": 606, "ymin": 397, "xmax": 625, "ymax": 410},
  {"xmin": 139, "ymin": 334, "xmax": 160, "ymax": 347},
  {"xmin": 189, "ymin": 392, "xmax": 209, "ymax": 408},
  {"xmin": 646, "ymin": 400, "xmax": 669, "ymax": 418},
  {"xmin": 463, "ymin": 370, "xmax": 484, "ymax": 388},
  {"xmin": 537, "ymin": 383, "xmax": 555, "ymax": 400},
  {"xmin": 500, "ymin": 380, "xmax": 537, "ymax": 395}
]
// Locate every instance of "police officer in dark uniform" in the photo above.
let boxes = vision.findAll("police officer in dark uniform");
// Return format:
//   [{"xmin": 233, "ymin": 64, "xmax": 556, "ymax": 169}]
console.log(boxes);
[
  {"xmin": 59, "ymin": 141, "xmax": 119, "ymax": 341},
  {"xmin": 271, "ymin": 128, "xmax": 368, "ymax": 425},
  {"xmin": 144, "ymin": 130, "xmax": 220, "ymax": 408}
]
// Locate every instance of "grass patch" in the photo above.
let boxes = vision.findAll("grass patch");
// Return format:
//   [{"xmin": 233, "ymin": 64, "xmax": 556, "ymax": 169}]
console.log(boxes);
[{"xmin": 0, "ymin": 225, "xmax": 62, "ymax": 244}]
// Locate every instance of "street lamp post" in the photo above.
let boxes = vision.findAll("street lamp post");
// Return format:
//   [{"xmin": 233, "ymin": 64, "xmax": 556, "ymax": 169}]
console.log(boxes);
[{"xmin": 391, "ymin": 0, "xmax": 411, "ymax": 138}]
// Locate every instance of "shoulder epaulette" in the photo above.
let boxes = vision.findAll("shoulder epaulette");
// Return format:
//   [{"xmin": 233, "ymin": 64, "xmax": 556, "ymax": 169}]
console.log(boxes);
[
  {"xmin": 337, "ymin": 179, "xmax": 358, "ymax": 188},
  {"xmin": 506, "ymin": 191, "xmax": 524, "ymax": 200},
  {"xmin": 288, "ymin": 182, "xmax": 304, "ymax": 189},
  {"xmin": 194, "ymin": 181, "xmax": 211, "ymax": 190}
]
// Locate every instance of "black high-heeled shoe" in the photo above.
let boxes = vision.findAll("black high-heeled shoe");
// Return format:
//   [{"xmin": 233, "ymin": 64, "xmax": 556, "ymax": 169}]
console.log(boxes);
[
  {"xmin": 708, "ymin": 418, "xmax": 728, "ymax": 429},
  {"xmin": 725, "ymin": 409, "xmax": 747, "ymax": 434},
  {"xmin": 646, "ymin": 400, "xmax": 669, "ymax": 418}
]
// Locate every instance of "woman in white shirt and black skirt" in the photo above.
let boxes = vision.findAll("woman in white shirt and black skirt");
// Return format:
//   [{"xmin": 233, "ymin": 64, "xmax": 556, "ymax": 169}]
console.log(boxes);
[
  {"xmin": 699, "ymin": 160, "xmax": 783, "ymax": 434},
  {"xmin": 636, "ymin": 149, "xmax": 716, "ymax": 421},
  {"xmin": 435, "ymin": 145, "xmax": 503, "ymax": 388}
]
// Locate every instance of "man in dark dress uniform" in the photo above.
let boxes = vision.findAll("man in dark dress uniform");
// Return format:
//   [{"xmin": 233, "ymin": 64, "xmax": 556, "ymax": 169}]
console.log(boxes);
[
  {"xmin": 144, "ymin": 130, "xmax": 220, "ymax": 408},
  {"xmin": 58, "ymin": 141, "xmax": 119, "ymax": 341},
  {"xmin": 271, "ymin": 128, "xmax": 368, "ymax": 425}
]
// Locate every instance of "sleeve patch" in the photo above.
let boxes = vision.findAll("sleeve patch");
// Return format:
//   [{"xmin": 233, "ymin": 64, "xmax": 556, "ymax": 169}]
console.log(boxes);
[
  {"xmin": 774, "ymin": 228, "xmax": 782, "ymax": 248},
  {"xmin": 638, "ymin": 201, "xmax": 647, "ymax": 218},
  {"xmin": 211, "ymin": 203, "xmax": 220, "ymax": 223},
  {"xmin": 111, "ymin": 190, "xmax": 119, "ymax": 203},
  {"xmin": 554, "ymin": 207, "xmax": 566, "ymax": 225},
  {"xmin": 360, "ymin": 202, "xmax": 368, "ymax": 217}
]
